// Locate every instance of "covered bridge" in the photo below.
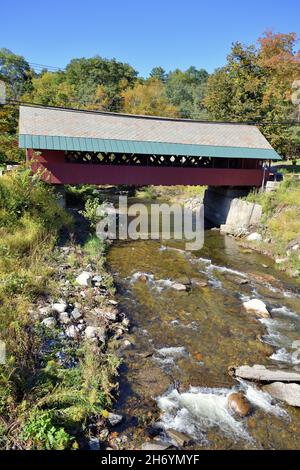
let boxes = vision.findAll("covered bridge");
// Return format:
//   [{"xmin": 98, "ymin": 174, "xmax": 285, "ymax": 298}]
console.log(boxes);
[{"xmin": 19, "ymin": 105, "xmax": 281, "ymax": 186}]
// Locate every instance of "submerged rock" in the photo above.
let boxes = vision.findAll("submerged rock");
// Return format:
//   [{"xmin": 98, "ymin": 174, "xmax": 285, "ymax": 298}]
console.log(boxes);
[
  {"xmin": 263, "ymin": 382, "xmax": 300, "ymax": 407},
  {"xmin": 76, "ymin": 271, "xmax": 92, "ymax": 287},
  {"xmin": 141, "ymin": 441, "xmax": 173, "ymax": 451},
  {"xmin": 242, "ymin": 299, "xmax": 270, "ymax": 318},
  {"xmin": 166, "ymin": 429, "xmax": 193, "ymax": 447},
  {"xmin": 227, "ymin": 392, "xmax": 251, "ymax": 417}
]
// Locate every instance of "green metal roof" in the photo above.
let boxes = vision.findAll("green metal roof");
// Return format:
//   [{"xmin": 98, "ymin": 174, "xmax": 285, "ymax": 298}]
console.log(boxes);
[{"xmin": 19, "ymin": 134, "xmax": 281, "ymax": 160}]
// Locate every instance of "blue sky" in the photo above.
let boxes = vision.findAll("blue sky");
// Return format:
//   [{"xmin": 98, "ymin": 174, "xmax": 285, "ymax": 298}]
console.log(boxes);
[{"xmin": 1, "ymin": 0, "xmax": 299, "ymax": 76}]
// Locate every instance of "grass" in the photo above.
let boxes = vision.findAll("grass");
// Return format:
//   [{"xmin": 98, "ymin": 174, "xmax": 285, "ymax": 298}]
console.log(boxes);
[
  {"xmin": 136, "ymin": 185, "xmax": 206, "ymax": 202},
  {"xmin": 244, "ymin": 177, "xmax": 300, "ymax": 279},
  {"xmin": 0, "ymin": 168, "xmax": 118, "ymax": 449}
]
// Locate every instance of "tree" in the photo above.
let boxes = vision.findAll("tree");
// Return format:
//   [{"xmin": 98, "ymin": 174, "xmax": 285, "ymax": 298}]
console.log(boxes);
[
  {"xmin": 205, "ymin": 32, "xmax": 300, "ymax": 158},
  {"xmin": 149, "ymin": 66, "xmax": 167, "ymax": 82},
  {"xmin": 65, "ymin": 56, "xmax": 138, "ymax": 111},
  {"xmin": 166, "ymin": 67, "xmax": 209, "ymax": 119},
  {"xmin": 23, "ymin": 71, "xmax": 76, "ymax": 107},
  {"xmin": 0, "ymin": 48, "xmax": 33, "ymax": 100},
  {"xmin": 121, "ymin": 78, "xmax": 178, "ymax": 117}
]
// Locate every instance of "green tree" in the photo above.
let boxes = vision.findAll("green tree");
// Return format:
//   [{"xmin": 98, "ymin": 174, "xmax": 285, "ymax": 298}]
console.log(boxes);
[
  {"xmin": 166, "ymin": 66, "xmax": 209, "ymax": 119},
  {"xmin": 0, "ymin": 48, "xmax": 33, "ymax": 100},
  {"xmin": 65, "ymin": 56, "xmax": 138, "ymax": 111},
  {"xmin": 149, "ymin": 66, "xmax": 167, "ymax": 82},
  {"xmin": 23, "ymin": 71, "xmax": 76, "ymax": 107},
  {"xmin": 205, "ymin": 32, "xmax": 300, "ymax": 158}
]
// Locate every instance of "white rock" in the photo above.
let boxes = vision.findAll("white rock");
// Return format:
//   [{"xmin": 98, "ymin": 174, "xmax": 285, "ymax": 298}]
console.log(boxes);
[
  {"xmin": 108, "ymin": 412, "xmax": 123, "ymax": 426},
  {"xmin": 242, "ymin": 299, "xmax": 270, "ymax": 318},
  {"xmin": 171, "ymin": 283, "xmax": 187, "ymax": 291},
  {"xmin": 275, "ymin": 258, "xmax": 288, "ymax": 264},
  {"xmin": 233, "ymin": 364, "xmax": 300, "ymax": 383},
  {"xmin": 41, "ymin": 317, "xmax": 57, "ymax": 328},
  {"xmin": 70, "ymin": 308, "xmax": 82, "ymax": 321},
  {"xmin": 76, "ymin": 271, "xmax": 92, "ymax": 287},
  {"xmin": 123, "ymin": 340, "xmax": 132, "ymax": 349},
  {"xmin": 65, "ymin": 325, "xmax": 80, "ymax": 338},
  {"xmin": 84, "ymin": 326, "xmax": 106, "ymax": 342},
  {"xmin": 246, "ymin": 232, "xmax": 262, "ymax": 242},
  {"xmin": 263, "ymin": 382, "xmax": 300, "ymax": 407},
  {"xmin": 59, "ymin": 312, "xmax": 71, "ymax": 324},
  {"xmin": 39, "ymin": 306, "xmax": 52, "ymax": 317},
  {"xmin": 52, "ymin": 301, "xmax": 67, "ymax": 314}
]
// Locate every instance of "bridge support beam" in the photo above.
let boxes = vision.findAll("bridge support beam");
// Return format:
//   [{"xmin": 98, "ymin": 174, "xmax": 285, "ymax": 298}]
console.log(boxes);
[{"xmin": 203, "ymin": 186, "xmax": 253, "ymax": 227}]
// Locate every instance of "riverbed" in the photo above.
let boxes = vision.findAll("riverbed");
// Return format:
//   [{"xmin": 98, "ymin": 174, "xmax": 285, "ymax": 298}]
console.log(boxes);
[{"xmin": 107, "ymin": 200, "xmax": 300, "ymax": 450}]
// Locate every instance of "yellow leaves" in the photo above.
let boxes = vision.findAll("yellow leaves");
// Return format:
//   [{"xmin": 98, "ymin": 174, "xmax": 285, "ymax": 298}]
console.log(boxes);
[
  {"xmin": 121, "ymin": 78, "xmax": 178, "ymax": 117},
  {"xmin": 101, "ymin": 409, "xmax": 110, "ymax": 418}
]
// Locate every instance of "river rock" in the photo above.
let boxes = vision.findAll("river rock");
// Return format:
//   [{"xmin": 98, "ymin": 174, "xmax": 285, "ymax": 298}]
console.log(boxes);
[
  {"xmin": 70, "ymin": 308, "xmax": 82, "ymax": 321},
  {"xmin": 171, "ymin": 283, "xmax": 187, "ymax": 291},
  {"xmin": 94, "ymin": 307, "xmax": 117, "ymax": 322},
  {"xmin": 227, "ymin": 392, "xmax": 251, "ymax": 417},
  {"xmin": 275, "ymin": 257, "xmax": 288, "ymax": 265},
  {"xmin": 89, "ymin": 437, "xmax": 100, "ymax": 451},
  {"xmin": 52, "ymin": 301, "xmax": 67, "ymax": 314},
  {"xmin": 242, "ymin": 299, "xmax": 270, "ymax": 318},
  {"xmin": 85, "ymin": 326, "xmax": 106, "ymax": 343},
  {"xmin": 231, "ymin": 364, "xmax": 300, "ymax": 383},
  {"xmin": 39, "ymin": 306, "xmax": 52, "ymax": 317},
  {"xmin": 59, "ymin": 312, "xmax": 71, "ymax": 324},
  {"xmin": 192, "ymin": 279, "xmax": 208, "ymax": 288},
  {"xmin": 166, "ymin": 429, "xmax": 193, "ymax": 447},
  {"xmin": 246, "ymin": 232, "xmax": 262, "ymax": 242},
  {"xmin": 92, "ymin": 275, "xmax": 103, "ymax": 285},
  {"xmin": 263, "ymin": 382, "xmax": 300, "ymax": 407},
  {"xmin": 41, "ymin": 317, "xmax": 57, "ymax": 328},
  {"xmin": 65, "ymin": 325, "xmax": 80, "ymax": 338},
  {"xmin": 108, "ymin": 412, "xmax": 123, "ymax": 426},
  {"xmin": 76, "ymin": 271, "xmax": 92, "ymax": 287},
  {"xmin": 141, "ymin": 441, "xmax": 173, "ymax": 451}
]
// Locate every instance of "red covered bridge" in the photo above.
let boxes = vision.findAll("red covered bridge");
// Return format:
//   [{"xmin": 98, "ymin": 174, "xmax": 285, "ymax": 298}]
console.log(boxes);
[{"xmin": 19, "ymin": 105, "xmax": 281, "ymax": 186}]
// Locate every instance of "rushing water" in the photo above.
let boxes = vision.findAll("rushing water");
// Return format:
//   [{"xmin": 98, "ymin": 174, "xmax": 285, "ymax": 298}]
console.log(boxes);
[{"xmin": 107, "ymin": 199, "xmax": 300, "ymax": 450}]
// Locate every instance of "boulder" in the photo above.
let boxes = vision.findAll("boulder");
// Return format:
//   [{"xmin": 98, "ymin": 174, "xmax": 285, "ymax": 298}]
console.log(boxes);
[
  {"xmin": 41, "ymin": 317, "xmax": 57, "ymax": 328},
  {"xmin": 70, "ymin": 308, "xmax": 82, "ymax": 321},
  {"xmin": 227, "ymin": 392, "xmax": 251, "ymax": 417},
  {"xmin": 192, "ymin": 279, "xmax": 208, "ymax": 288},
  {"xmin": 231, "ymin": 364, "xmax": 300, "ymax": 383},
  {"xmin": 263, "ymin": 382, "xmax": 300, "ymax": 407},
  {"xmin": 38, "ymin": 306, "xmax": 52, "ymax": 317},
  {"xmin": 52, "ymin": 301, "xmax": 67, "ymax": 314},
  {"xmin": 171, "ymin": 283, "xmax": 187, "ymax": 291},
  {"xmin": 59, "ymin": 312, "xmax": 71, "ymax": 324},
  {"xmin": 85, "ymin": 326, "xmax": 106, "ymax": 343},
  {"xmin": 246, "ymin": 232, "xmax": 262, "ymax": 242},
  {"xmin": 65, "ymin": 325, "xmax": 80, "ymax": 338},
  {"xmin": 141, "ymin": 441, "xmax": 173, "ymax": 451},
  {"xmin": 108, "ymin": 412, "xmax": 123, "ymax": 426},
  {"xmin": 75, "ymin": 271, "xmax": 92, "ymax": 287},
  {"xmin": 242, "ymin": 299, "xmax": 270, "ymax": 318}
]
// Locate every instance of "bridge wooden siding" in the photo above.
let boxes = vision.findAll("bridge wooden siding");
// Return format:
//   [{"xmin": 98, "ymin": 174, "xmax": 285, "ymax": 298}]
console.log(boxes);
[{"xmin": 19, "ymin": 105, "xmax": 281, "ymax": 187}]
